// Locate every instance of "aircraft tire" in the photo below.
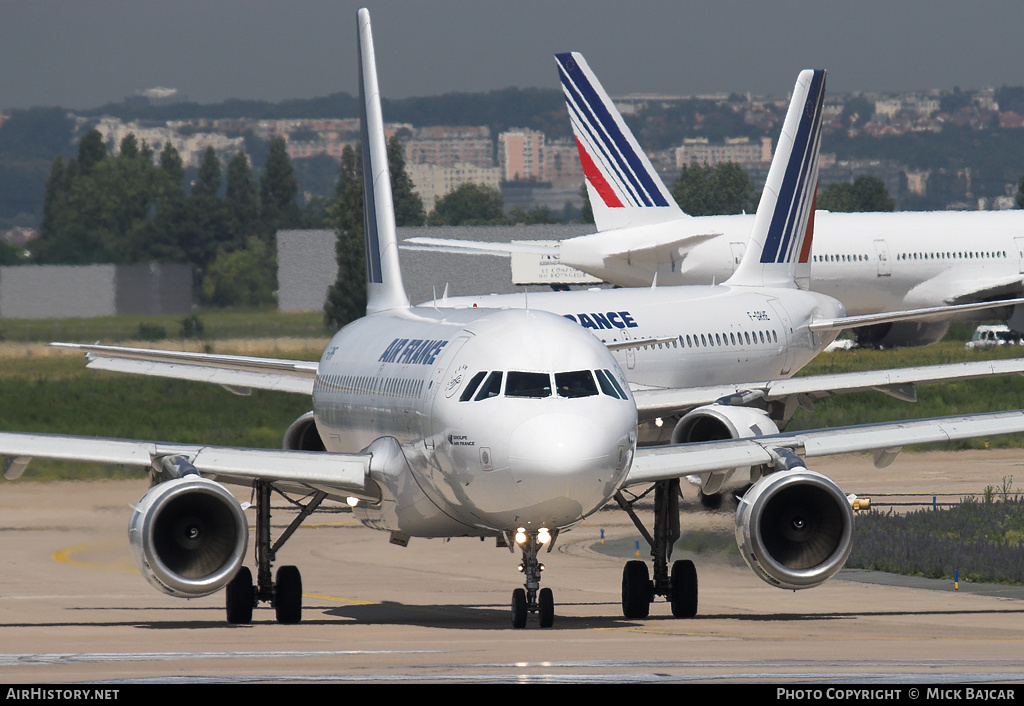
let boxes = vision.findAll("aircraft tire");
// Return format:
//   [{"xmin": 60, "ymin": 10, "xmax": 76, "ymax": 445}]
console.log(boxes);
[
  {"xmin": 621, "ymin": 560, "xmax": 651, "ymax": 619},
  {"xmin": 225, "ymin": 566, "xmax": 254, "ymax": 624},
  {"xmin": 538, "ymin": 587, "xmax": 554, "ymax": 628},
  {"xmin": 670, "ymin": 559, "xmax": 698, "ymax": 618},
  {"xmin": 275, "ymin": 565, "xmax": 302, "ymax": 624},
  {"xmin": 511, "ymin": 588, "xmax": 528, "ymax": 629}
]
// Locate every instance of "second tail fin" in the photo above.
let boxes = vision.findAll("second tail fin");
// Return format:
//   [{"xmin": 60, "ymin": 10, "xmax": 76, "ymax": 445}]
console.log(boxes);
[{"xmin": 726, "ymin": 69, "xmax": 825, "ymax": 289}]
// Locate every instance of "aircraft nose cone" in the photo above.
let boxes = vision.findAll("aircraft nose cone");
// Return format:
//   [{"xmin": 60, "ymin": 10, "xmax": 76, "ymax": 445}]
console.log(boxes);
[{"xmin": 507, "ymin": 412, "xmax": 626, "ymax": 520}]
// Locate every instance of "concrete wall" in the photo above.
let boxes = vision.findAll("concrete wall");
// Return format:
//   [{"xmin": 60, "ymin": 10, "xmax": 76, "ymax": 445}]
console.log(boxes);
[
  {"xmin": 0, "ymin": 263, "xmax": 192, "ymax": 319},
  {"xmin": 276, "ymin": 224, "xmax": 595, "ymax": 312}
]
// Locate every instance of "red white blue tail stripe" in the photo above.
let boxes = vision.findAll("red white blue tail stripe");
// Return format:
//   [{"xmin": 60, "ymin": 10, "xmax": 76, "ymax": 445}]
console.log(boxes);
[
  {"xmin": 759, "ymin": 70, "xmax": 825, "ymax": 266},
  {"xmin": 556, "ymin": 52, "xmax": 679, "ymax": 224},
  {"xmin": 728, "ymin": 69, "xmax": 825, "ymax": 289}
]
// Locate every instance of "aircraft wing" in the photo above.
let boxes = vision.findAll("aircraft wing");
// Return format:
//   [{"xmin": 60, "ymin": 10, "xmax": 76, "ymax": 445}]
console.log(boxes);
[
  {"xmin": 400, "ymin": 238, "xmax": 559, "ymax": 257},
  {"xmin": 0, "ymin": 430, "xmax": 378, "ymax": 502},
  {"xmin": 626, "ymin": 408, "xmax": 1024, "ymax": 486},
  {"xmin": 632, "ymin": 357, "xmax": 1024, "ymax": 421},
  {"xmin": 50, "ymin": 343, "xmax": 318, "ymax": 396},
  {"xmin": 809, "ymin": 297, "xmax": 1024, "ymax": 334}
]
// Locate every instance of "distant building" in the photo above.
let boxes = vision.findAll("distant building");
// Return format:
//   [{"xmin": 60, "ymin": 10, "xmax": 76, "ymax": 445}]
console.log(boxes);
[
  {"xmin": 675, "ymin": 137, "xmax": 772, "ymax": 168},
  {"xmin": 499, "ymin": 128, "xmax": 546, "ymax": 181},
  {"xmin": 406, "ymin": 162, "xmax": 502, "ymax": 210}
]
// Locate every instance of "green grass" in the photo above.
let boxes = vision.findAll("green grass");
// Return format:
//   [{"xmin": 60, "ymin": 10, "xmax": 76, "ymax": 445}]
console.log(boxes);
[
  {"xmin": 0, "ymin": 347, "xmax": 314, "ymax": 481},
  {"xmin": 787, "ymin": 342, "xmax": 1024, "ymax": 448},
  {"xmin": 0, "ymin": 307, "xmax": 330, "ymax": 344}
]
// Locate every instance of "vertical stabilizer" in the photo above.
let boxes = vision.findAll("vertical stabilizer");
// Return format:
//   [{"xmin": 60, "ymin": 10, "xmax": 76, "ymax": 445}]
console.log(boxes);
[
  {"xmin": 556, "ymin": 52, "xmax": 685, "ymax": 232},
  {"xmin": 357, "ymin": 8, "xmax": 410, "ymax": 314},
  {"xmin": 726, "ymin": 69, "xmax": 825, "ymax": 289}
]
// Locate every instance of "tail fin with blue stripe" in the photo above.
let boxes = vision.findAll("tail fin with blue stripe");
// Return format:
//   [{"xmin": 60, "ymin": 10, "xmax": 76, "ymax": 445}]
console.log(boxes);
[
  {"xmin": 357, "ymin": 8, "xmax": 410, "ymax": 314},
  {"xmin": 556, "ymin": 52, "xmax": 685, "ymax": 232},
  {"xmin": 726, "ymin": 69, "xmax": 825, "ymax": 289}
]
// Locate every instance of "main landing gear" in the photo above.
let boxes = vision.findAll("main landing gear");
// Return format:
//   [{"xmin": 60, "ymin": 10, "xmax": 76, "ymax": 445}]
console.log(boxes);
[
  {"xmin": 225, "ymin": 480, "xmax": 326, "ymax": 625},
  {"xmin": 508, "ymin": 527, "xmax": 556, "ymax": 628},
  {"xmin": 615, "ymin": 478, "xmax": 698, "ymax": 619}
]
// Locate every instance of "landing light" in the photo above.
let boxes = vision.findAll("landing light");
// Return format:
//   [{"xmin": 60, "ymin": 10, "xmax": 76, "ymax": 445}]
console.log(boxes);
[
  {"xmin": 537, "ymin": 527, "xmax": 552, "ymax": 544},
  {"xmin": 655, "ymin": 417, "xmax": 664, "ymax": 428},
  {"xmin": 346, "ymin": 497, "xmax": 359, "ymax": 507},
  {"xmin": 515, "ymin": 528, "xmax": 527, "ymax": 544}
]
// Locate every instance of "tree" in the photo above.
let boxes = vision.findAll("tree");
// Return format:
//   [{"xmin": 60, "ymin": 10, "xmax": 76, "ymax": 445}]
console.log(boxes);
[
  {"xmin": 225, "ymin": 151, "xmax": 258, "ymax": 245},
  {"xmin": 387, "ymin": 134, "xmax": 425, "ymax": 226},
  {"xmin": 818, "ymin": 175, "xmax": 896, "ymax": 212},
  {"xmin": 671, "ymin": 162, "xmax": 755, "ymax": 216},
  {"xmin": 202, "ymin": 236, "xmax": 276, "ymax": 307},
  {"xmin": 324, "ymin": 145, "xmax": 366, "ymax": 331},
  {"xmin": 257, "ymin": 136, "xmax": 300, "ymax": 241},
  {"xmin": 427, "ymin": 182, "xmax": 506, "ymax": 225}
]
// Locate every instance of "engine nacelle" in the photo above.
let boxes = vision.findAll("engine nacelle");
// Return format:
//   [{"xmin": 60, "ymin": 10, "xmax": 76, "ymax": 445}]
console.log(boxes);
[
  {"xmin": 672, "ymin": 404, "xmax": 780, "ymax": 444},
  {"xmin": 672, "ymin": 404, "xmax": 780, "ymax": 495},
  {"xmin": 128, "ymin": 476, "xmax": 249, "ymax": 598},
  {"xmin": 735, "ymin": 468, "xmax": 854, "ymax": 590},
  {"xmin": 283, "ymin": 411, "xmax": 326, "ymax": 451}
]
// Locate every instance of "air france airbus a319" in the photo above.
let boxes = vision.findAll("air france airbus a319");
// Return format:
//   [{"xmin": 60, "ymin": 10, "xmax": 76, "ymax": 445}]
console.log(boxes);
[
  {"xmin": 405, "ymin": 51, "xmax": 1024, "ymax": 348},
  {"xmin": 4, "ymin": 10, "xmax": 1024, "ymax": 629}
]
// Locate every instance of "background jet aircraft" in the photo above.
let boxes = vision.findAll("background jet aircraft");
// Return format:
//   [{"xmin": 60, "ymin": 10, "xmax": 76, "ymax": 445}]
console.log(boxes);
[
  {"xmin": 405, "ymin": 52, "xmax": 1024, "ymax": 348},
  {"xmin": 5, "ymin": 11, "xmax": 1024, "ymax": 629}
]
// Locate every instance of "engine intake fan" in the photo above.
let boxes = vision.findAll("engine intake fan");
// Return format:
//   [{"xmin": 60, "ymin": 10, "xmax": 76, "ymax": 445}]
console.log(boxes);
[
  {"xmin": 735, "ymin": 468, "xmax": 854, "ymax": 590},
  {"xmin": 128, "ymin": 475, "xmax": 249, "ymax": 598}
]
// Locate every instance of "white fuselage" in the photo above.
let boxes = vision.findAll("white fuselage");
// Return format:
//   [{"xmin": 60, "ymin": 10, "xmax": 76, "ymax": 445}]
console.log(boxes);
[
  {"xmin": 567, "ymin": 210, "xmax": 1024, "ymax": 317},
  {"xmin": 436, "ymin": 284, "xmax": 846, "ymax": 390},
  {"xmin": 311, "ymin": 307, "xmax": 637, "ymax": 538}
]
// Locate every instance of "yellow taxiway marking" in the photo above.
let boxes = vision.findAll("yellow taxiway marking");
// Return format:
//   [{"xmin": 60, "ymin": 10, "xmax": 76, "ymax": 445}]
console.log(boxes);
[{"xmin": 51, "ymin": 543, "xmax": 137, "ymax": 574}]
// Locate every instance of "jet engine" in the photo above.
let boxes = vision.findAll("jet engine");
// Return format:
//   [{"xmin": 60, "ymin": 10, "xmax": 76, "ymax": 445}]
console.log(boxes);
[
  {"xmin": 671, "ymin": 404, "xmax": 780, "ymax": 444},
  {"xmin": 283, "ymin": 411, "xmax": 326, "ymax": 451},
  {"xmin": 671, "ymin": 404, "xmax": 781, "ymax": 500},
  {"xmin": 128, "ymin": 475, "xmax": 249, "ymax": 598},
  {"xmin": 735, "ymin": 468, "xmax": 854, "ymax": 590}
]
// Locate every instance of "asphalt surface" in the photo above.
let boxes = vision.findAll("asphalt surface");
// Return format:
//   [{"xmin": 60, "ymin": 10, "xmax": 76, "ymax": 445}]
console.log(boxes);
[{"xmin": 3, "ymin": 450, "xmax": 1024, "ymax": 683}]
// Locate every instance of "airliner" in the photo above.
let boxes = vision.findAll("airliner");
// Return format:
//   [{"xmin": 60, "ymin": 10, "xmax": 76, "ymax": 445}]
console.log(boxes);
[
  {"xmin": 405, "ymin": 52, "xmax": 1024, "ymax": 348},
  {"xmin": 3, "ymin": 10, "xmax": 1024, "ymax": 629}
]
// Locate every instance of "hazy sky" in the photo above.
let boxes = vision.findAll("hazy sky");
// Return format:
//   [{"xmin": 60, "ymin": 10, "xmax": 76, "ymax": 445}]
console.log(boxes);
[{"xmin": 4, "ymin": 0, "xmax": 1024, "ymax": 111}]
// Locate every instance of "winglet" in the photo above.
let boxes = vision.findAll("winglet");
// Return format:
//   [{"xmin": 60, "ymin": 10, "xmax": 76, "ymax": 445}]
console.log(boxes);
[
  {"xmin": 357, "ymin": 8, "xmax": 410, "ymax": 314},
  {"xmin": 726, "ymin": 69, "xmax": 825, "ymax": 289},
  {"xmin": 556, "ymin": 52, "xmax": 685, "ymax": 231}
]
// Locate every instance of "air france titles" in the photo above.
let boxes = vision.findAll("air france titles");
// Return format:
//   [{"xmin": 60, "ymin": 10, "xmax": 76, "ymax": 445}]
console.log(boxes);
[
  {"xmin": 563, "ymin": 311, "xmax": 638, "ymax": 331},
  {"xmin": 379, "ymin": 338, "xmax": 448, "ymax": 366}
]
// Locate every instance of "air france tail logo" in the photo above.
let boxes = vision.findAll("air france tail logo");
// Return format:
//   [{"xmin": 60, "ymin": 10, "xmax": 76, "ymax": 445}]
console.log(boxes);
[
  {"xmin": 379, "ymin": 338, "xmax": 448, "ymax": 365},
  {"xmin": 563, "ymin": 311, "xmax": 638, "ymax": 330},
  {"xmin": 556, "ymin": 52, "xmax": 671, "ymax": 210}
]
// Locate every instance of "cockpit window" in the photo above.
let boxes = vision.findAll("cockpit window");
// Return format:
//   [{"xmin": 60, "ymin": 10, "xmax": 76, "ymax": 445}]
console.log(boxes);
[
  {"xmin": 505, "ymin": 371, "xmax": 552, "ymax": 398},
  {"xmin": 474, "ymin": 371, "xmax": 503, "ymax": 401},
  {"xmin": 460, "ymin": 371, "xmax": 487, "ymax": 402},
  {"xmin": 596, "ymin": 369, "xmax": 628, "ymax": 400},
  {"xmin": 555, "ymin": 370, "xmax": 598, "ymax": 398}
]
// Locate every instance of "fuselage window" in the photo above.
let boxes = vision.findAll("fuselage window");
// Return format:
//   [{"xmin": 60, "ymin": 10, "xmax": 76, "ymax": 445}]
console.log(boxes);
[
  {"xmin": 474, "ymin": 371, "xmax": 503, "ymax": 401},
  {"xmin": 506, "ymin": 371, "xmax": 552, "ymax": 398},
  {"xmin": 744, "ymin": 331, "xmax": 751, "ymax": 345},
  {"xmin": 700, "ymin": 334, "xmax": 707, "ymax": 346},
  {"xmin": 460, "ymin": 371, "xmax": 487, "ymax": 402},
  {"xmin": 555, "ymin": 370, "xmax": 598, "ymax": 398}
]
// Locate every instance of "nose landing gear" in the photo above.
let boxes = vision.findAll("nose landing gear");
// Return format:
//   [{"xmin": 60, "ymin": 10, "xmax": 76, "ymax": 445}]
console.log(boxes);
[{"xmin": 509, "ymin": 528, "xmax": 556, "ymax": 628}]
